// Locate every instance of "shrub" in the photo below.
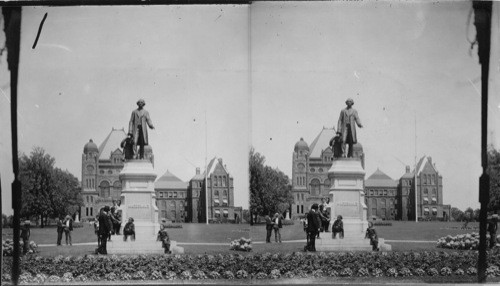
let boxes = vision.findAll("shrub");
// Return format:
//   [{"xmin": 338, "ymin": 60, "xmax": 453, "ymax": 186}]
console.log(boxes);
[
  {"xmin": 282, "ymin": 219, "xmax": 295, "ymax": 226},
  {"xmin": 229, "ymin": 237, "xmax": 252, "ymax": 252}
]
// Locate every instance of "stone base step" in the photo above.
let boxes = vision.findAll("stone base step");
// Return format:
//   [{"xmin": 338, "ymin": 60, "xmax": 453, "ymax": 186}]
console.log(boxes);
[
  {"xmin": 315, "ymin": 237, "xmax": 391, "ymax": 251},
  {"xmin": 106, "ymin": 235, "xmax": 184, "ymax": 254}
]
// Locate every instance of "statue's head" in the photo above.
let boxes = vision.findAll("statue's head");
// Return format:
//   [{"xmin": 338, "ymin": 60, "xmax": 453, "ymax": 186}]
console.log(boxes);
[
  {"xmin": 345, "ymin": 98, "xmax": 354, "ymax": 106},
  {"xmin": 137, "ymin": 99, "xmax": 146, "ymax": 107}
]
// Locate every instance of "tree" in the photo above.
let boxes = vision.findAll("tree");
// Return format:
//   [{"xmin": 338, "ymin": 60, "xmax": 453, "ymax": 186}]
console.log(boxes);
[
  {"xmin": 488, "ymin": 146, "xmax": 500, "ymax": 211},
  {"xmin": 249, "ymin": 148, "xmax": 294, "ymax": 223},
  {"xmin": 464, "ymin": 207, "xmax": 474, "ymax": 222},
  {"xmin": 18, "ymin": 147, "xmax": 82, "ymax": 227},
  {"xmin": 450, "ymin": 207, "xmax": 464, "ymax": 222},
  {"xmin": 49, "ymin": 168, "xmax": 82, "ymax": 219},
  {"xmin": 473, "ymin": 208, "xmax": 480, "ymax": 222}
]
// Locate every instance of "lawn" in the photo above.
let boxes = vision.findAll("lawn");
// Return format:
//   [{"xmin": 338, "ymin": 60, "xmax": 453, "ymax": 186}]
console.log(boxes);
[
  {"xmin": 2, "ymin": 223, "xmax": 251, "ymax": 256},
  {"xmin": 250, "ymin": 221, "xmax": 480, "ymax": 252}
]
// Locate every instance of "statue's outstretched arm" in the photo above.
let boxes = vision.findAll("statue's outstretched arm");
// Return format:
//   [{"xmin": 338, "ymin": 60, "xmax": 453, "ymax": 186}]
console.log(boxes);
[{"xmin": 146, "ymin": 111, "xmax": 155, "ymax": 129}]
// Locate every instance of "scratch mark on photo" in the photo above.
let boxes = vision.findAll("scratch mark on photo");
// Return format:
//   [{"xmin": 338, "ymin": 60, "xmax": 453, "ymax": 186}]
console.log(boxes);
[{"xmin": 32, "ymin": 13, "xmax": 48, "ymax": 49}]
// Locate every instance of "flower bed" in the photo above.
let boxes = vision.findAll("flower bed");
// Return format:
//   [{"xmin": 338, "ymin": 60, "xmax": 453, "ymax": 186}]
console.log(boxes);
[
  {"xmin": 437, "ymin": 233, "xmax": 500, "ymax": 250},
  {"xmin": 230, "ymin": 237, "xmax": 252, "ymax": 252},
  {"xmin": 2, "ymin": 250, "xmax": 500, "ymax": 283},
  {"xmin": 2, "ymin": 239, "xmax": 38, "ymax": 256}
]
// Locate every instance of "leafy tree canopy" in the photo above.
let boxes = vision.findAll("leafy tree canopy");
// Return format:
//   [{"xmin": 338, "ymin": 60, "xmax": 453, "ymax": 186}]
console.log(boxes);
[
  {"xmin": 18, "ymin": 147, "xmax": 82, "ymax": 227},
  {"xmin": 249, "ymin": 148, "xmax": 294, "ymax": 219}
]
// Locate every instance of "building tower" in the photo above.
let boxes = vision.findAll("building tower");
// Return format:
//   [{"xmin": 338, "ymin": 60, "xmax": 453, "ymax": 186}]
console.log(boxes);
[
  {"xmin": 292, "ymin": 138, "xmax": 309, "ymax": 217},
  {"xmin": 82, "ymin": 139, "xmax": 99, "ymax": 218}
]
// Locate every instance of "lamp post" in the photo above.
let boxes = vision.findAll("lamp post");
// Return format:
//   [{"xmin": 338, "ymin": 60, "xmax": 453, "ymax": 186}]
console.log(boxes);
[{"xmin": 472, "ymin": 1, "xmax": 492, "ymax": 283}]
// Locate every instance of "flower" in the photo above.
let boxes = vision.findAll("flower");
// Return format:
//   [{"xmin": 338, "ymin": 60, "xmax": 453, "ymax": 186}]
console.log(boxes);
[
  {"xmin": 386, "ymin": 268, "xmax": 398, "ymax": 277},
  {"xmin": 236, "ymin": 270, "xmax": 248, "ymax": 279},
  {"xmin": 180, "ymin": 270, "xmax": 192, "ymax": 280},
  {"xmin": 440, "ymin": 267, "xmax": 452, "ymax": 276},
  {"xmin": 255, "ymin": 272, "xmax": 267, "ymax": 279},
  {"xmin": 223, "ymin": 271, "xmax": 235, "ymax": 280},
  {"xmin": 414, "ymin": 268, "xmax": 426, "ymax": 276}
]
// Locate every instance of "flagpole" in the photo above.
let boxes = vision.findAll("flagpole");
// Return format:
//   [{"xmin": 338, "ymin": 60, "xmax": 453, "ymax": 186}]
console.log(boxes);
[
  {"xmin": 414, "ymin": 111, "xmax": 418, "ymax": 223},
  {"xmin": 205, "ymin": 110, "xmax": 209, "ymax": 225}
]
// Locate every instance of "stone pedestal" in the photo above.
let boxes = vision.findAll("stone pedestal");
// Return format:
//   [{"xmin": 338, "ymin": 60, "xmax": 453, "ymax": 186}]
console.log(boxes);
[
  {"xmin": 107, "ymin": 159, "xmax": 184, "ymax": 254},
  {"xmin": 316, "ymin": 158, "xmax": 391, "ymax": 251}
]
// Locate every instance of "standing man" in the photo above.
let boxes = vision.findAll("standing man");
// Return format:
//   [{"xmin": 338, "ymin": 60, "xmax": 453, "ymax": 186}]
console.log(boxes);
[
  {"xmin": 96, "ymin": 206, "xmax": 113, "ymax": 255},
  {"xmin": 56, "ymin": 217, "xmax": 64, "ymax": 246},
  {"xmin": 306, "ymin": 204, "xmax": 321, "ymax": 251},
  {"xmin": 128, "ymin": 99, "xmax": 155, "ymax": 159},
  {"xmin": 264, "ymin": 215, "xmax": 274, "ymax": 243},
  {"xmin": 337, "ymin": 98, "xmax": 363, "ymax": 158},
  {"xmin": 272, "ymin": 212, "xmax": 283, "ymax": 243}
]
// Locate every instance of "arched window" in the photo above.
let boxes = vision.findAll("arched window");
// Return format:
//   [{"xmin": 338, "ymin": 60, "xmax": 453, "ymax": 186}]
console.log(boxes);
[
  {"xmin": 222, "ymin": 176, "xmax": 226, "ymax": 187},
  {"xmin": 223, "ymin": 190, "xmax": 227, "ymax": 197},
  {"xmin": 215, "ymin": 190, "xmax": 219, "ymax": 197},
  {"xmin": 99, "ymin": 180, "xmax": 110, "ymax": 197},
  {"xmin": 310, "ymin": 179, "xmax": 320, "ymax": 196},
  {"xmin": 423, "ymin": 188, "xmax": 428, "ymax": 195}
]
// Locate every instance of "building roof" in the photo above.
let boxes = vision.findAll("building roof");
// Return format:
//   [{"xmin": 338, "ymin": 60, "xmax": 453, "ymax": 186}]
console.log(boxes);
[
  {"xmin": 415, "ymin": 155, "xmax": 438, "ymax": 174},
  {"xmin": 294, "ymin": 138, "xmax": 309, "ymax": 153},
  {"xmin": 309, "ymin": 127, "xmax": 336, "ymax": 158},
  {"xmin": 191, "ymin": 157, "xmax": 232, "ymax": 181},
  {"xmin": 83, "ymin": 139, "xmax": 98, "ymax": 154},
  {"xmin": 365, "ymin": 169, "xmax": 398, "ymax": 188},
  {"xmin": 98, "ymin": 128, "xmax": 127, "ymax": 160},
  {"xmin": 155, "ymin": 170, "xmax": 188, "ymax": 189}
]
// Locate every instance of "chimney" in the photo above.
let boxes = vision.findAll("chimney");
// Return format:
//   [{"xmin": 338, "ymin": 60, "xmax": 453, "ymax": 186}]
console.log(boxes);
[
  {"xmin": 406, "ymin": 166, "xmax": 410, "ymax": 173},
  {"xmin": 218, "ymin": 158, "xmax": 223, "ymax": 165},
  {"xmin": 428, "ymin": 157, "xmax": 432, "ymax": 164},
  {"xmin": 196, "ymin": 167, "xmax": 200, "ymax": 175}
]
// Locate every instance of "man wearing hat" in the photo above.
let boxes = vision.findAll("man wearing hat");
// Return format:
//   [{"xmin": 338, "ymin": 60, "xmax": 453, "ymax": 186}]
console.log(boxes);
[
  {"xmin": 96, "ymin": 206, "xmax": 113, "ymax": 254},
  {"xmin": 337, "ymin": 98, "xmax": 363, "ymax": 158},
  {"xmin": 488, "ymin": 214, "xmax": 498, "ymax": 248},
  {"xmin": 128, "ymin": 99, "xmax": 155, "ymax": 159},
  {"xmin": 306, "ymin": 204, "xmax": 321, "ymax": 251}
]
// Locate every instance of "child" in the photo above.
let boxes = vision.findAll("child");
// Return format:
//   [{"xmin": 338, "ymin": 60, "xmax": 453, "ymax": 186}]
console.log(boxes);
[
  {"xmin": 157, "ymin": 224, "xmax": 171, "ymax": 254},
  {"xmin": 20, "ymin": 220, "xmax": 31, "ymax": 254},
  {"xmin": 301, "ymin": 215, "xmax": 309, "ymax": 251},
  {"xmin": 332, "ymin": 215, "xmax": 344, "ymax": 239},
  {"xmin": 365, "ymin": 221, "xmax": 379, "ymax": 251},
  {"xmin": 120, "ymin": 133, "xmax": 135, "ymax": 160},
  {"xmin": 123, "ymin": 217, "xmax": 136, "ymax": 242},
  {"xmin": 329, "ymin": 132, "xmax": 343, "ymax": 158},
  {"xmin": 93, "ymin": 215, "xmax": 100, "ymax": 247}
]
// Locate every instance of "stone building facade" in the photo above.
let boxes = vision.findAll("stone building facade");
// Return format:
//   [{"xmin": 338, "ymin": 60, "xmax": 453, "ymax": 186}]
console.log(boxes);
[
  {"xmin": 187, "ymin": 157, "xmax": 242, "ymax": 223},
  {"xmin": 364, "ymin": 169, "xmax": 398, "ymax": 220},
  {"xmin": 154, "ymin": 171, "xmax": 189, "ymax": 223},
  {"xmin": 82, "ymin": 130, "xmax": 242, "ymax": 223},
  {"xmin": 399, "ymin": 156, "xmax": 451, "ymax": 221},
  {"xmin": 291, "ymin": 128, "xmax": 364, "ymax": 218},
  {"xmin": 364, "ymin": 157, "xmax": 451, "ymax": 221},
  {"xmin": 291, "ymin": 128, "xmax": 450, "ymax": 221},
  {"xmin": 80, "ymin": 128, "xmax": 153, "ymax": 221}
]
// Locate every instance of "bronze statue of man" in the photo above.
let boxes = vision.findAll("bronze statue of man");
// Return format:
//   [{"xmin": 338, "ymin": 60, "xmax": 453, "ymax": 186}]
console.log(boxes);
[
  {"xmin": 128, "ymin": 99, "xmax": 154, "ymax": 159},
  {"xmin": 337, "ymin": 98, "xmax": 363, "ymax": 158}
]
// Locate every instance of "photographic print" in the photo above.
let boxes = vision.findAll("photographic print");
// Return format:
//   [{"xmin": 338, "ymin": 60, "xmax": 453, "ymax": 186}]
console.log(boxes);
[{"xmin": 2, "ymin": 0, "xmax": 500, "ymax": 285}]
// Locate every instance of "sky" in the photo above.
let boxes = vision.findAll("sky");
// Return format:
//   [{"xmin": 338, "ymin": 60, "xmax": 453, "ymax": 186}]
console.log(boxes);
[
  {"xmin": 2, "ymin": 2, "xmax": 500, "ymax": 215},
  {"xmin": 1, "ymin": 5, "xmax": 250, "ymax": 215},
  {"xmin": 250, "ymin": 1, "xmax": 500, "ymax": 211}
]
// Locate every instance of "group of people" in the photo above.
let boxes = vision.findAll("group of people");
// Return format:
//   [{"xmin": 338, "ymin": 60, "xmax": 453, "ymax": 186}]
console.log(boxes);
[
  {"xmin": 55, "ymin": 215, "xmax": 74, "ymax": 246},
  {"xmin": 265, "ymin": 213, "xmax": 284, "ymax": 243},
  {"xmin": 302, "ymin": 203, "xmax": 379, "ymax": 252},
  {"xmin": 94, "ymin": 200, "xmax": 135, "ymax": 255}
]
